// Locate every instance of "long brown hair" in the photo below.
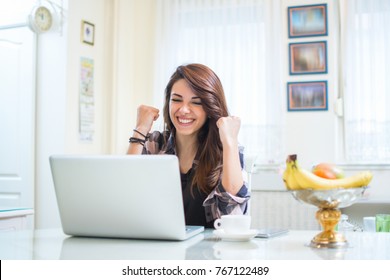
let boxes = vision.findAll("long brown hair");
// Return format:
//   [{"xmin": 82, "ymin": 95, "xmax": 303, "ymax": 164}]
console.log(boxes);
[{"xmin": 163, "ymin": 63, "xmax": 229, "ymax": 194}]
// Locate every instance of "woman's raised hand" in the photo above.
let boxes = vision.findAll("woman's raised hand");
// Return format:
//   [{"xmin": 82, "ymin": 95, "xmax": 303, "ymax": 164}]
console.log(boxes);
[
  {"xmin": 135, "ymin": 105, "xmax": 160, "ymax": 135},
  {"xmin": 216, "ymin": 116, "xmax": 241, "ymax": 147}
]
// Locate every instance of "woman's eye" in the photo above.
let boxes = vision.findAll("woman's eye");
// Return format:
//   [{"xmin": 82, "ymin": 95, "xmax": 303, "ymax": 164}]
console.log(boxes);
[
  {"xmin": 171, "ymin": 99, "xmax": 182, "ymax": 102},
  {"xmin": 192, "ymin": 101, "xmax": 202, "ymax": 105}
]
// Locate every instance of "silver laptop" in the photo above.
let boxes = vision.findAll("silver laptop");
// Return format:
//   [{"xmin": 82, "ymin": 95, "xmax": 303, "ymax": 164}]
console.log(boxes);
[{"xmin": 49, "ymin": 154, "xmax": 204, "ymax": 240}]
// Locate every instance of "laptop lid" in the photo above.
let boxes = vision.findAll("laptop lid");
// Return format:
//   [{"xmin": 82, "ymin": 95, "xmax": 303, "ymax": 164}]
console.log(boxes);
[{"xmin": 49, "ymin": 155, "xmax": 204, "ymax": 240}]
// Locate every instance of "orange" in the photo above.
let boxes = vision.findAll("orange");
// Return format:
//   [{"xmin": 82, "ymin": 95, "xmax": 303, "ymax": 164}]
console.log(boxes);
[{"xmin": 312, "ymin": 163, "xmax": 344, "ymax": 179}]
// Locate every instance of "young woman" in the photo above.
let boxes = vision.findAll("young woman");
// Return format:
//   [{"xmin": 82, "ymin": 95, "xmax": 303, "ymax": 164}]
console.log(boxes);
[{"xmin": 127, "ymin": 63, "xmax": 249, "ymax": 228}]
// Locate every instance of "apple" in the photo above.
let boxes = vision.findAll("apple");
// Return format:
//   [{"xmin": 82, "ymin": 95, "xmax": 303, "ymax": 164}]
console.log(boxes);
[{"xmin": 312, "ymin": 163, "xmax": 345, "ymax": 179}]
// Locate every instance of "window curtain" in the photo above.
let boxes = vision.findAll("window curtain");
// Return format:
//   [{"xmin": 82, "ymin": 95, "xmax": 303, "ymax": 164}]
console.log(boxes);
[
  {"xmin": 341, "ymin": 0, "xmax": 390, "ymax": 162},
  {"xmin": 153, "ymin": 0, "xmax": 284, "ymax": 164}
]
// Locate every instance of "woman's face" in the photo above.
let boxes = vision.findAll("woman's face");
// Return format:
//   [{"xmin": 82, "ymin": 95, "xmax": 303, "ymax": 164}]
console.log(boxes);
[{"xmin": 169, "ymin": 79, "xmax": 207, "ymax": 138}]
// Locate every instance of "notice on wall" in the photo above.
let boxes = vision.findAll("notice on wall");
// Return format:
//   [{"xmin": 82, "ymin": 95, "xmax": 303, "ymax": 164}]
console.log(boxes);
[{"xmin": 79, "ymin": 57, "xmax": 95, "ymax": 142}]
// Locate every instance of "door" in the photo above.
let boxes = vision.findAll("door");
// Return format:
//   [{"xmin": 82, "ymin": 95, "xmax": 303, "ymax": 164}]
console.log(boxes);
[{"xmin": 0, "ymin": 26, "xmax": 35, "ymax": 208}]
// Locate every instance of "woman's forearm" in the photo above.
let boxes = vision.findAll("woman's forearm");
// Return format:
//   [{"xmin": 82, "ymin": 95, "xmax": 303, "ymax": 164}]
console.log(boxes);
[{"xmin": 221, "ymin": 143, "xmax": 244, "ymax": 195}]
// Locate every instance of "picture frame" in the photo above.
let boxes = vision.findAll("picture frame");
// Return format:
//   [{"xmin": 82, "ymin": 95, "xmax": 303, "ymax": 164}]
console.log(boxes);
[
  {"xmin": 81, "ymin": 20, "xmax": 95, "ymax": 46},
  {"xmin": 287, "ymin": 81, "xmax": 328, "ymax": 111},
  {"xmin": 289, "ymin": 41, "xmax": 327, "ymax": 75},
  {"xmin": 288, "ymin": 4, "xmax": 328, "ymax": 38}
]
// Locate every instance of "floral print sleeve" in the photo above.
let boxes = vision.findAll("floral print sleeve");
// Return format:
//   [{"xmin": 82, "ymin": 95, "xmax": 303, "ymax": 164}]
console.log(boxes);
[{"xmin": 202, "ymin": 146, "xmax": 250, "ymax": 222}]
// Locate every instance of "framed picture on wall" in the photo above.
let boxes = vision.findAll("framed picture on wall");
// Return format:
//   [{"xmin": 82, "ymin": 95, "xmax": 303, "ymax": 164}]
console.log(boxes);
[
  {"xmin": 288, "ymin": 4, "xmax": 328, "ymax": 38},
  {"xmin": 81, "ymin": 20, "xmax": 95, "ymax": 46},
  {"xmin": 289, "ymin": 41, "xmax": 327, "ymax": 75},
  {"xmin": 287, "ymin": 81, "xmax": 328, "ymax": 111}
]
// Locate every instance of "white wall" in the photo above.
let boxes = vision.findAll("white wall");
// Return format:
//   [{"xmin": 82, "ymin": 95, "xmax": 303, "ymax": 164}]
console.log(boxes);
[
  {"xmin": 282, "ymin": 0, "xmax": 341, "ymax": 167},
  {"xmin": 65, "ymin": 0, "xmax": 113, "ymax": 154}
]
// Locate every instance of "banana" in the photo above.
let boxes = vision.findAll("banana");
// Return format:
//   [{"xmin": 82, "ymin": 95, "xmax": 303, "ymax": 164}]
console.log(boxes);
[
  {"xmin": 293, "ymin": 165, "xmax": 373, "ymax": 190},
  {"xmin": 283, "ymin": 154, "xmax": 373, "ymax": 191},
  {"xmin": 283, "ymin": 156, "xmax": 301, "ymax": 190}
]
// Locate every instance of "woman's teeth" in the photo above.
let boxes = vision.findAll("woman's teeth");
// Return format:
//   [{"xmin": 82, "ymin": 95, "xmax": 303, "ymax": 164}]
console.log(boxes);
[{"xmin": 178, "ymin": 118, "xmax": 193, "ymax": 124}]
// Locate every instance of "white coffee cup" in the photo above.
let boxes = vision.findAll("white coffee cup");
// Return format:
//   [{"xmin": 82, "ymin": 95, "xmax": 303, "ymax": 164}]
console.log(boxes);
[{"xmin": 214, "ymin": 215, "xmax": 251, "ymax": 234}]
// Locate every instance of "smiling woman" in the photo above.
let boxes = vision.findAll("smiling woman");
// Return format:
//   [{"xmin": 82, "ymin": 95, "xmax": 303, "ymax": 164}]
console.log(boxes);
[
  {"xmin": 127, "ymin": 63, "xmax": 250, "ymax": 229},
  {"xmin": 152, "ymin": 0, "xmax": 284, "ymax": 163}
]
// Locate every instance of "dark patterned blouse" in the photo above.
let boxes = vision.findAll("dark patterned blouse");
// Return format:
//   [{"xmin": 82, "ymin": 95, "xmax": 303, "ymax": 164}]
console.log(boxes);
[{"xmin": 142, "ymin": 131, "xmax": 250, "ymax": 228}]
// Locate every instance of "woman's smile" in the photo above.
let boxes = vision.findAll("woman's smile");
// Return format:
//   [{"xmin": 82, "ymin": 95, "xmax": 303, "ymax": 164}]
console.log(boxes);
[{"xmin": 177, "ymin": 117, "xmax": 195, "ymax": 125}]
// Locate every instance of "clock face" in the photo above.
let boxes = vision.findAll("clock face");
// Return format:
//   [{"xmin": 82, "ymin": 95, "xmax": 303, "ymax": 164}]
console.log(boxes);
[{"xmin": 34, "ymin": 6, "xmax": 53, "ymax": 32}]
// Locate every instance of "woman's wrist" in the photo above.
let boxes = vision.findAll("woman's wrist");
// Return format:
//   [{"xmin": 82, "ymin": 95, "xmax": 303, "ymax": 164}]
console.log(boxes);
[
  {"xmin": 129, "ymin": 136, "xmax": 145, "ymax": 146},
  {"xmin": 221, "ymin": 139, "xmax": 239, "ymax": 149},
  {"xmin": 133, "ymin": 128, "xmax": 148, "ymax": 139},
  {"xmin": 129, "ymin": 127, "xmax": 149, "ymax": 147}
]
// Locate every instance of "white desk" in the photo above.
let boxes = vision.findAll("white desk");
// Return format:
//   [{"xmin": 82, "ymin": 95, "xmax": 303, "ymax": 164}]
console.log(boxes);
[{"xmin": 0, "ymin": 228, "xmax": 389, "ymax": 260}]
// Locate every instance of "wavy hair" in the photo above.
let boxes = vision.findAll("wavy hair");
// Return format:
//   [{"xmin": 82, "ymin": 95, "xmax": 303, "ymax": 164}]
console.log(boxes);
[{"xmin": 163, "ymin": 64, "xmax": 229, "ymax": 194}]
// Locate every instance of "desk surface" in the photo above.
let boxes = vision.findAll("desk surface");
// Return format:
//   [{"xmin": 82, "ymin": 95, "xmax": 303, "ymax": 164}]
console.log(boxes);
[{"xmin": 1, "ymin": 228, "xmax": 389, "ymax": 260}]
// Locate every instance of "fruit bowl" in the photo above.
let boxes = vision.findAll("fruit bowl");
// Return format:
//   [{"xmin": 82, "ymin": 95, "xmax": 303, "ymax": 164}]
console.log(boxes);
[
  {"xmin": 291, "ymin": 187, "xmax": 368, "ymax": 209},
  {"xmin": 290, "ymin": 187, "xmax": 368, "ymax": 249}
]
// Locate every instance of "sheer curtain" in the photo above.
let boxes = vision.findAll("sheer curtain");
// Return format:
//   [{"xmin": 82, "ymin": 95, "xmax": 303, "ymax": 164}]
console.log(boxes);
[
  {"xmin": 341, "ymin": 0, "xmax": 390, "ymax": 162},
  {"xmin": 153, "ymin": 0, "xmax": 284, "ymax": 164}
]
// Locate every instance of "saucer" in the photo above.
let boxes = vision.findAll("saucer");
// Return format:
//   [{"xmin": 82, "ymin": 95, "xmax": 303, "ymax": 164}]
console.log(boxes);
[{"xmin": 213, "ymin": 229, "xmax": 258, "ymax": 242}]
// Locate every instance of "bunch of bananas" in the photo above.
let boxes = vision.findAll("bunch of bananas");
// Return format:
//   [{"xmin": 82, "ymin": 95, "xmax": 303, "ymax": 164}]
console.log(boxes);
[{"xmin": 283, "ymin": 155, "xmax": 373, "ymax": 190}]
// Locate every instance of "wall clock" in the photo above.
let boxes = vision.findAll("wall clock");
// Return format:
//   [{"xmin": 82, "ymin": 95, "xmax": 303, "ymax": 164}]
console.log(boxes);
[{"xmin": 28, "ymin": 5, "xmax": 57, "ymax": 34}]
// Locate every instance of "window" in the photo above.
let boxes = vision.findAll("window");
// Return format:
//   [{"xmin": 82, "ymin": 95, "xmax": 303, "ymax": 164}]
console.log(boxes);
[
  {"xmin": 341, "ymin": 0, "xmax": 390, "ymax": 162},
  {"xmin": 153, "ymin": 0, "xmax": 284, "ymax": 163}
]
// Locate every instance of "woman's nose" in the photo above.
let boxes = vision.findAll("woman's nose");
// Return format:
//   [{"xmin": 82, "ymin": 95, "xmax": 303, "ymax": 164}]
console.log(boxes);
[{"xmin": 179, "ymin": 103, "xmax": 191, "ymax": 113}]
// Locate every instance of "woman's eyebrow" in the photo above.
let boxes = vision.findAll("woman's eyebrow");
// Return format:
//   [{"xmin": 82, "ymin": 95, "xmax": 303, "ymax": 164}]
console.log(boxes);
[
  {"xmin": 171, "ymin": 93, "xmax": 182, "ymax": 98},
  {"xmin": 191, "ymin": 96, "xmax": 201, "ymax": 100}
]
